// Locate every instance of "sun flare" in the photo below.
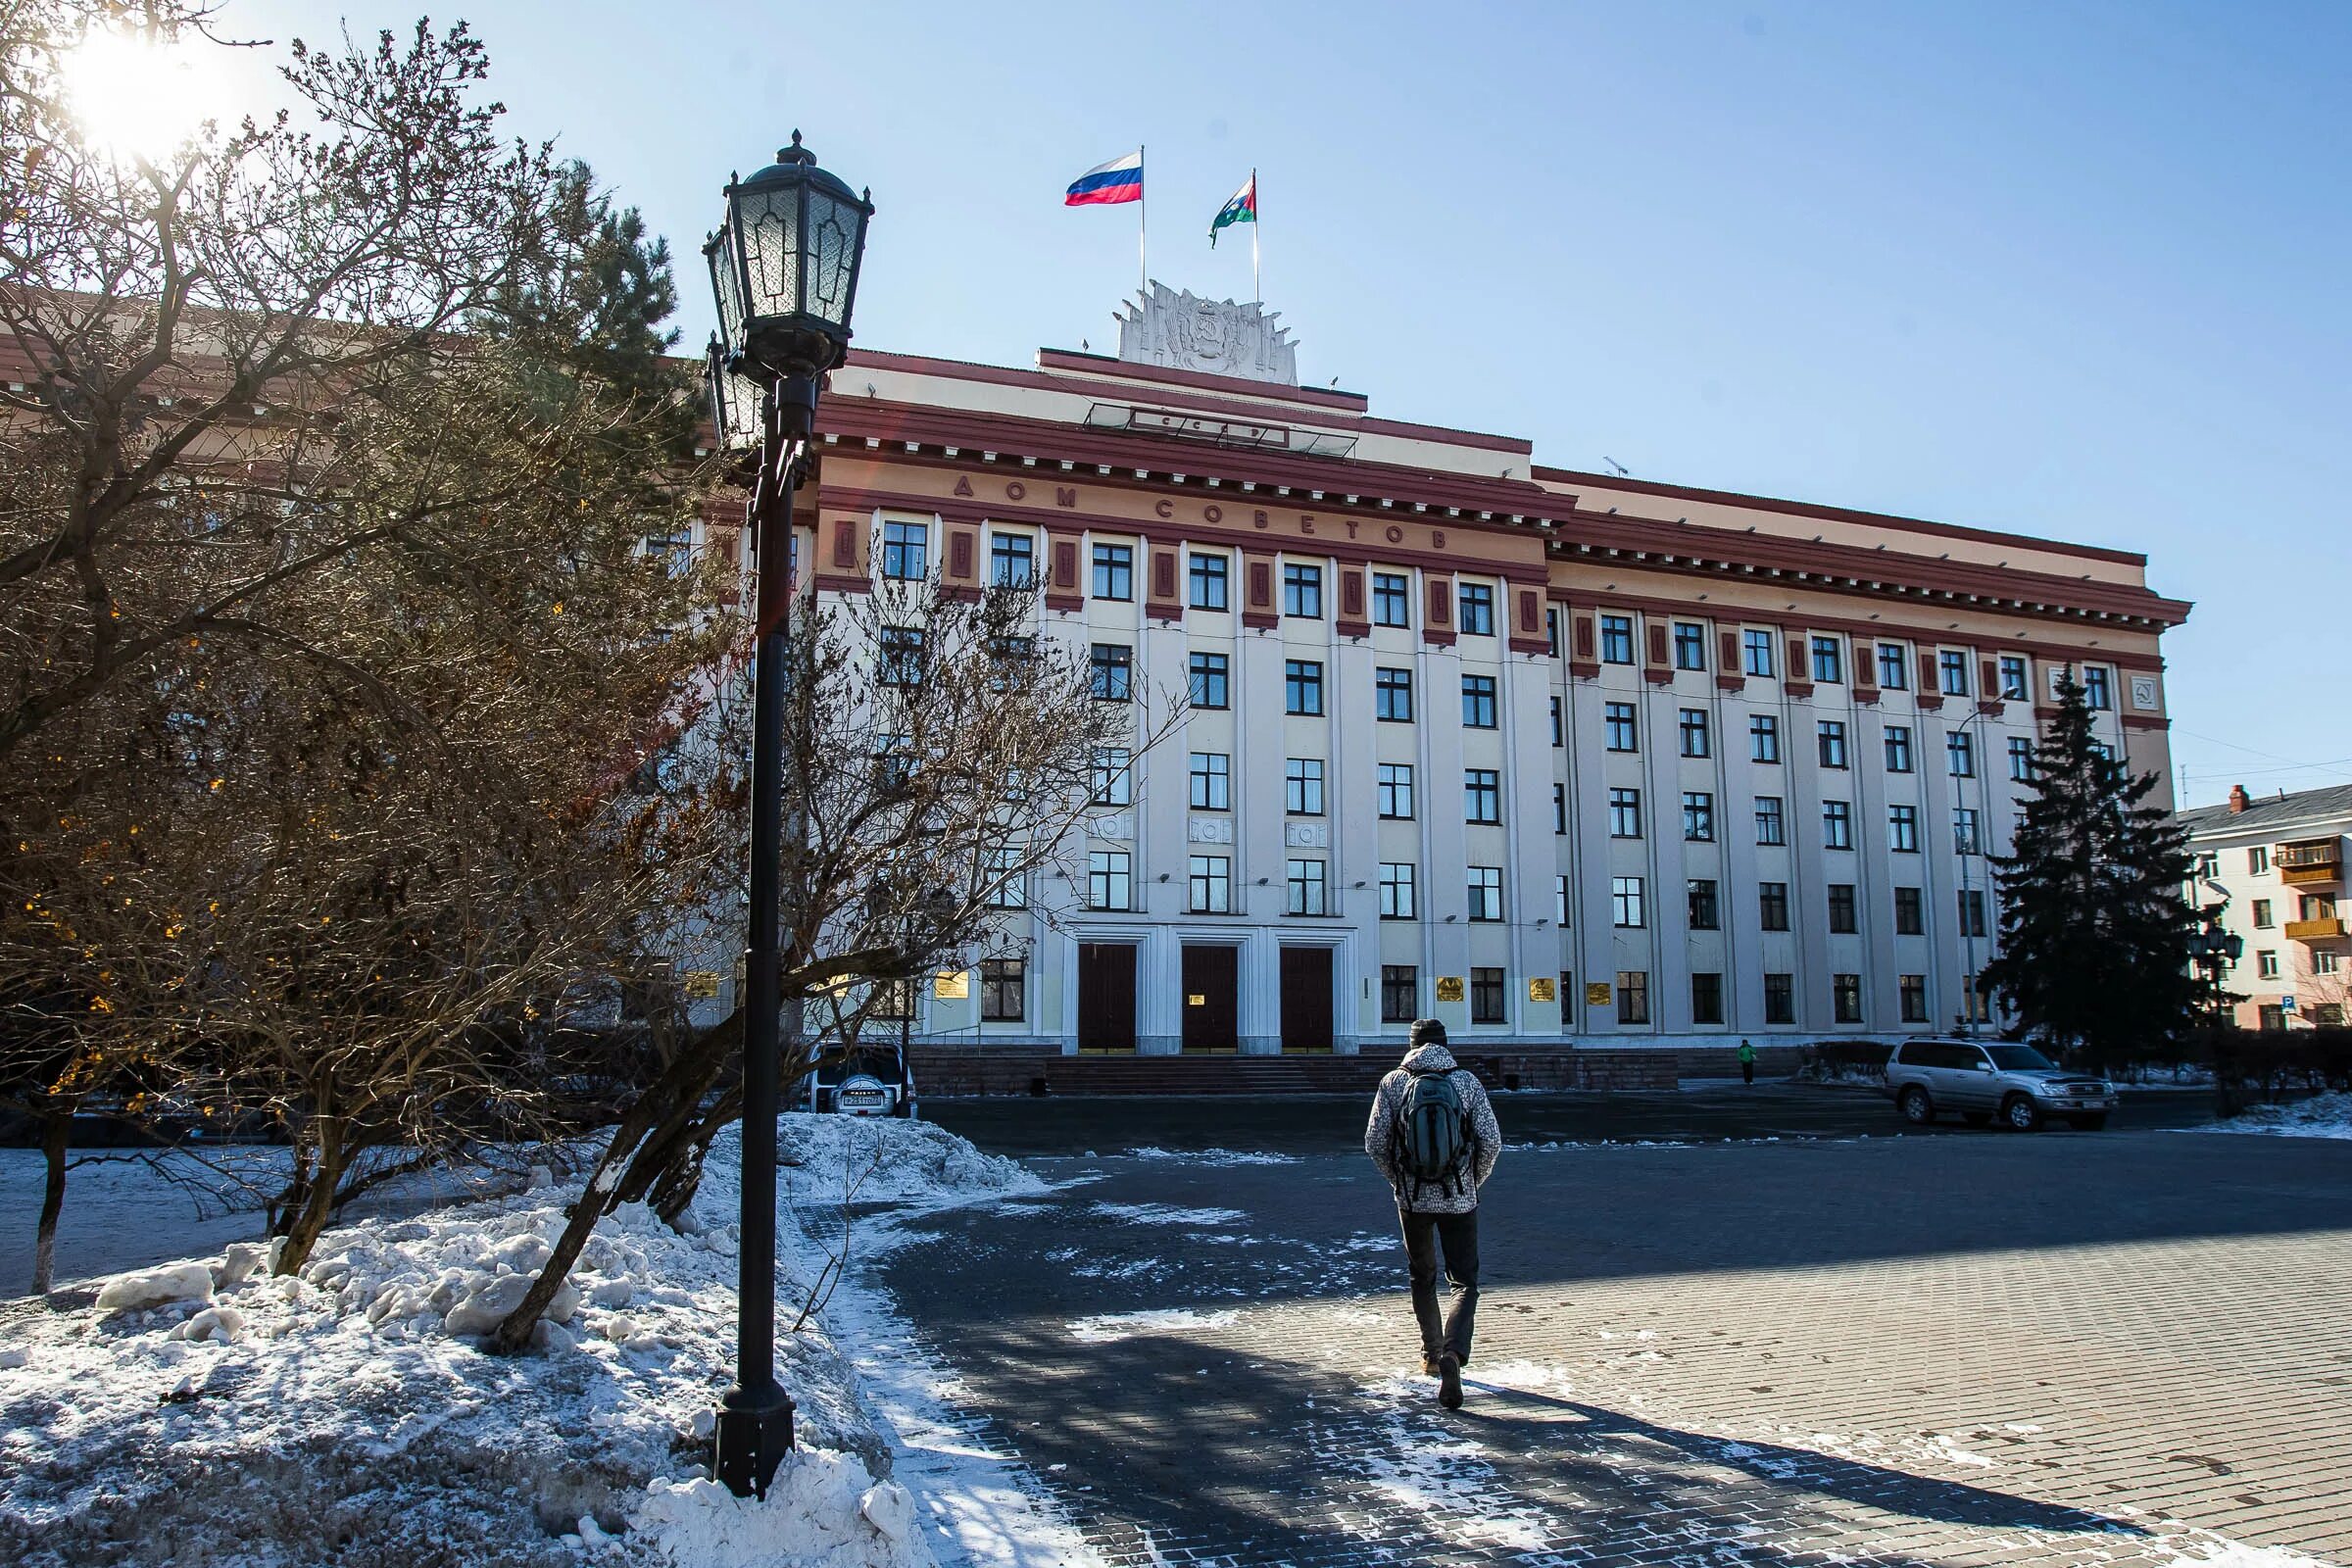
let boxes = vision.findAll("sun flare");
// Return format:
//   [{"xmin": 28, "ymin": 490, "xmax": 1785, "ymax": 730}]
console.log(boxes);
[{"xmin": 62, "ymin": 25, "xmax": 218, "ymax": 161}]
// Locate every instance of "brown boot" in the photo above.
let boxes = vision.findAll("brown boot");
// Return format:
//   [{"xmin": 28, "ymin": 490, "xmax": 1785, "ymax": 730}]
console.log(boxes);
[
  {"xmin": 1421, "ymin": 1353, "xmax": 1441, "ymax": 1377},
  {"xmin": 1438, "ymin": 1352, "xmax": 1463, "ymax": 1409}
]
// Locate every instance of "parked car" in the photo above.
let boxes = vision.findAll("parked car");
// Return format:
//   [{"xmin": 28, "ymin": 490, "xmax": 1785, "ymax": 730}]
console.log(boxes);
[
  {"xmin": 1884, "ymin": 1037, "xmax": 2119, "ymax": 1130},
  {"xmin": 807, "ymin": 1049, "xmax": 917, "ymax": 1118}
]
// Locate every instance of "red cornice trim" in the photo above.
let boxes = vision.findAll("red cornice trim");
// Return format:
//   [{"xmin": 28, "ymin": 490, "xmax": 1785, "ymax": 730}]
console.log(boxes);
[
  {"xmin": 2122, "ymin": 713, "xmax": 2173, "ymax": 731},
  {"xmin": 1535, "ymin": 465, "xmax": 2147, "ymax": 568}
]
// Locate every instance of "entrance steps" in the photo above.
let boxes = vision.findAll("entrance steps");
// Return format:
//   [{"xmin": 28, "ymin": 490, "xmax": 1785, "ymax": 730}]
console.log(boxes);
[{"xmin": 908, "ymin": 1047, "xmax": 1677, "ymax": 1098}]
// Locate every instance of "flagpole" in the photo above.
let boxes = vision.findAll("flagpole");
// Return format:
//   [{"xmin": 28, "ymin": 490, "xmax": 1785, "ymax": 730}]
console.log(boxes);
[
  {"xmin": 1250, "ymin": 168, "xmax": 1260, "ymax": 304},
  {"xmin": 1138, "ymin": 144, "xmax": 1148, "ymax": 297}
]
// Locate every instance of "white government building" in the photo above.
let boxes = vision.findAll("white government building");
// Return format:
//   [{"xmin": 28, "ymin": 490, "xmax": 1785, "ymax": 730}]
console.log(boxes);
[{"xmin": 699, "ymin": 287, "xmax": 2189, "ymax": 1059}]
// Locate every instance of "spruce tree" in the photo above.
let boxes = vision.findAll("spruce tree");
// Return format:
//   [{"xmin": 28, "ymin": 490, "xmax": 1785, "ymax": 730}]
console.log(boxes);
[{"xmin": 1984, "ymin": 668, "xmax": 2200, "ymax": 1069}]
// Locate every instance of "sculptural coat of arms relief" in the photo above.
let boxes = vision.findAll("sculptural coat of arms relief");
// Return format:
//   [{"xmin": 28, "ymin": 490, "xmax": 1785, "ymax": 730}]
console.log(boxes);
[{"xmin": 1114, "ymin": 282, "xmax": 1298, "ymax": 385}]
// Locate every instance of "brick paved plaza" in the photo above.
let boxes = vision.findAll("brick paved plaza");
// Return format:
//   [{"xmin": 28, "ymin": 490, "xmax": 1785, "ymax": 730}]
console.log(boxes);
[{"xmin": 879, "ymin": 1122, "xmax": 2352, "ymax": 1565}]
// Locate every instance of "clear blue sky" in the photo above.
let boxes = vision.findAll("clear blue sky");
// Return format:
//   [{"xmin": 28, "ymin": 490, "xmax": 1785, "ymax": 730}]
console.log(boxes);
[{"xmin": 229, "ymin": 1, "xmax": 2352, "ymax": 808}]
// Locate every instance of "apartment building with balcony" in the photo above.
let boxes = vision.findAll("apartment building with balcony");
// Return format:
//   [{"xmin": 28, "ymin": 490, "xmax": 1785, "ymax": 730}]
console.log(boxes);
[
  {"xmin": 692, "ymin": 287, "xmax": 2190, "ymax": 1056},
  {"xmin": 2181, "ymin": 783, "xmax": 2352, "ymax": 1029}
]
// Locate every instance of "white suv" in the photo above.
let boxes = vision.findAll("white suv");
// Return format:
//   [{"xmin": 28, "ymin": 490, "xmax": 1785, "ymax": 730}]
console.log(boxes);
[{"xmin": 1885, "ymin": 1038, "xmax": 2119, "ymax": 1131}]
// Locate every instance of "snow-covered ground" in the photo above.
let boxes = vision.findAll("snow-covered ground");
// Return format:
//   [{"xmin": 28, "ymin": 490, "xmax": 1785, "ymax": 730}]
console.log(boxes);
[
  {"xmin": 0, "ymin": 1116, "xmax": 1091, "ymax": 1568},
  {"xmin": 2199, "ymin": 1092, "xmax": 2352, "ymax": 1141}
]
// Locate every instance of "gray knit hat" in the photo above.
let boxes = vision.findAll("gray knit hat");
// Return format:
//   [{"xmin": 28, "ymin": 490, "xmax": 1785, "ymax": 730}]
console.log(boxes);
[{"xmin": 1408, "ymin": 1016, "xmax": 1447, "ymax": 1049}]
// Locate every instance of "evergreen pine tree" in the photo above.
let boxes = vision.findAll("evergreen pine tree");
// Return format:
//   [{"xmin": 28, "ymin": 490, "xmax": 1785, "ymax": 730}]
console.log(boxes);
[{"xmin": 1983, "ymin": 668, "xmax": 2201, "ymax": 1069}]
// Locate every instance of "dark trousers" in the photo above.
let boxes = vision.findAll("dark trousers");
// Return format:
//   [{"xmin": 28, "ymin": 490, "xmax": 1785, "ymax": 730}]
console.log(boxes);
[
  {"xmin": 1399, "ymin": 1205, "xmax": 1480, "ymax": 1365},
  {"xmin": 1741, "ymin": 1059, "xmax": 1755, "ymax": 1084}
]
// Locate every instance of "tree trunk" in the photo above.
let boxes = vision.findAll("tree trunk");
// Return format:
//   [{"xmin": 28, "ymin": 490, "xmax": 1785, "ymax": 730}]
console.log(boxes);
[
  {"xmin": 640, "ymin": 1084, "xmax": 743, "ymax": 1227},
  {"xmin": 273, "ymin": 1126, "xmax": 348, "ymax": 1275},
  {"xmin": 29, "ymin": 1108, "xmax": 69, "ymax": 1297}
]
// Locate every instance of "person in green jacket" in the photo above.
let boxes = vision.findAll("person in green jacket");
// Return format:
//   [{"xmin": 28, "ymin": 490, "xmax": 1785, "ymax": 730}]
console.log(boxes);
[{"xmin": 1738, "ymin": 1039, "xmax": 1757, "ymax": 1085}]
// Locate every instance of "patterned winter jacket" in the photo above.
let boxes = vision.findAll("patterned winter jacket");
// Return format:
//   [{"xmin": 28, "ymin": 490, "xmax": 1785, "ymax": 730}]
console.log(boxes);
[{"xmin": 1364, "ymin": 1044, "xmax": 1502, "ymax": 1214}]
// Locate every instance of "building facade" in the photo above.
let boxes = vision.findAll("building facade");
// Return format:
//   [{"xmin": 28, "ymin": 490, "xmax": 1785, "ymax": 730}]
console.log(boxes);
[
  {"xmin": 701, "ymin": 290, "xmax": 2189, "ymax": 1054},
  {"xmin": 2180, "ymin": 784, "xmax": 2352, "ymax": 1030}
]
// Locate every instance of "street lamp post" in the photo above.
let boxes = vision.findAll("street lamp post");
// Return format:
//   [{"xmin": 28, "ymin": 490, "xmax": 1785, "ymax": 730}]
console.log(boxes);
[{"xmin": 703, "ymin": 131, "xmax": 873, "ymax": 1501}]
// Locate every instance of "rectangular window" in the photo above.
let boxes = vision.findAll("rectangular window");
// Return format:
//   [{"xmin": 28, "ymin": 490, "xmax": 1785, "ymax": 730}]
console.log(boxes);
[
  {"xmin": 2083, "ymin": 665, "xmax": 2112, "ymax": 710},
  {"xmin": 1899, "ymin": 973, "xmax": 1928, "ymax": 1023},
  {"xmin": 1467, "ymin": 866, "xmax": 1503, "ymax": 922},
  {"xmin": 1954, "ymin": 808, "xmax": 1981, "ymax": 855},
  {"xmin": 1088, "ymin": 850, "xmax": 1131, "ymax": 911},
  {"xmin": 2257, "ymin": 950, "xmax": 2280, "ymax": 980},
  {"xmin": 1379, "ymin": 862, "xmax": 1417, "ymax": 919},
  {"xmin": 2008, "ymin": 736, "xmax": 2034, "ymax": 781},
  {"xmin": 1617, "ymin": 970, "xmax": 1650, "ymax": 1024},
  {"xmin": 1189, "ymin": 651, "xmax": 1229, "ymax": 709},
  {"xmin": 1818, "ymin": 720, "xmax": 1848, "ymax": 768},
  {"xmin": 1091, "ymin": 746, "xmax": 1133, "ymax": 807},
  {"xmin": 1828, "ymin": 883, "xmax": 1857, "ymax": 933},
  {"xmin": 1090, "ymin": 643, "xmax": 1132, "ymax": 702},
  {"xmin": 1755, "ymin": 796, "xmax": 1786, "ymax": 846},
  {"xmin": 1947, "ymin": 730, "xmax": 1976, "ymax": 777},
  {"xmin": 1457, "ymin": 582, "xmax": 1494, "ymax": 635},
  {"xmin": 1999, "ymin": 655, "xmax": 2030, "ymax": 702},
  {"xmin": 1556, "ymin": 874, "xmax": 1571, "ymax": 926},
  {"xmin": 1470, "ymin": 967, "xmax": 1506, "ymax": 1024},
  {"xmin": 1957, "ymin": 888, "xmax": 1987, "ymax": 937},
  {"xmin": 1378, "ymin": 762, "xmax": 1415, "ymax": 819},
  {"xmin": 1811, "ymin": 635, "xmax": 1843, "ymax": 684},
  {"xmin": 1878, "ymin": 643, "xmax": 1908, "ymax": 690},
  {"xmin": 1553, "ymin": 781, "xmax": 1567, "ymax": 835},
  {"xmin": 881, "ymin": 518, "xmax": 928, "ymax": 580},
  {"xmin": 1550, "ymin": 695, "xmax": 1563, "ymax": 747},
  {"xmin": 1189, "ymin": 752, "xmax": 1230, "ymax": 810},
  {"xmin": 1690, "ymin": 972, "xmax": 1725, "ymax": 1025},
  {"xmin": 2316, "ymin": 951, "xmax": 2341, "ymax": 977},
  {"xmin": 1888, "ymin": 804, "xmax": 1919, "ymax": 853},
  {"xmin": 1885, "ymin": 725, "xmax": 1914, "ymax": 772},
  {"xmin": 1763, "ymin": 972, "xmax": 1794, "ymax": 1024},
  {"xmin": 1749, "ymin": 714, "xmax": 1781, "ymax": 762},
  {"xmin": 1679, "ymin": 708, "xmax": 1711, "ymax": 758},
  {"xmin": 1286, "ymin": 758, "xmax": 1326, "ymax": 816},
  {"xmin": 1823, "ymin": 800, "xmax": 1854, "ymax": 850},
  {"xmin": 1283, "ymin": 561, "xmax": 1323, "ymax": 617},
  {"xmin": 1286, "ymin": 660, "xmax": 1325, "ymax": 715},
  {"xmin": 1372, "ymin": 571, "xmax": 1409, "ymax": 627},
  {"xmin": 1894, "ymin": 885, "xmax": 1924, "ymax": 934},
  {"xmin": 1190, "ymin": 552, "xmax": 1229, "ymax": 610},
  {"xmin": 1611, "ymin": 875, "xmax": 1645, "ymax": 928},
  {"xmin": 985, "ymin": 844, "xmax": 1027, "ymax": 908},
  {"xmin": 1683, "ymin": 791, "xmax": 1715, "ymax": 842},
  {"xmin": 1759, "ymin": 882, "xmax": 1790, "ymax": 931},
  {"xmin": 1375, "ymin": 667, "xmax": 1414, "ymax": 722},
  {"xmin": 1461, "ymin": 675, "xmax": 1497, "ymax": 729},
  {"xmin": 1092, "ymin": 542, "xmax": 1134, "ymax": 601},
  {"xmin": 2251, "ymin": 899, "xmax": 2274, "ymax": 928},
  {"xmin": 980, "ymin": 958, "xmax": 1026, "ymax": 1022},
  {"xmin": 878, "ymin": 625, "xmax": 925, "ymax": 687},
  {"xmin": 1604, "ymin": 702, "xmax": 1639, "ymax": 752},
  {"xmin": 1188, "ymin": 855, "xmax": 1232, "ymax": 913},
  {"xmin": 1600, "ymin": 614, "xmax": 1636, "ymax": 664},
  {"xmin": 990, "ymin": 532, "xmax": 1034, "ymax": 587},
  {"xmin": 868, "ymin": 977, "xmax": 916, "ymax": 1022},
  {"xmin": 2250, "ymin": 847, "xmax": 2270, "ymax": 874},
  {"xmin": 1381, "ymin": 964, "xmax": 1418, "ymax": 1023},
  {"xmin": 1286, "ymin": 858, "xmax": 1328, "ymax": 916},
  {"xmin": 1742, "ymin": 628, "xmax": 1776, "ymax": 676},
  {"xmin": 1939, "ymin": 649, "xmax": 1971, "ymax": 696},
  {"xmin": 1674, "ymin": 621, "xmax": 1707, "ymax": 670},
  {"xmin": 1834, "ymin": 972, "xmax": 1863, "ymax": 1024},
  {"xmin": 1546, "ymin": 608, "xmax": 1563, "ymax": 658},
  {"xmin": 1688, "ymin": 877, "xmax": 1721, "ymax": 931},
  {"xmin": 1609, "ymin": 787, "xmax": 1642, "ymax": 839}
]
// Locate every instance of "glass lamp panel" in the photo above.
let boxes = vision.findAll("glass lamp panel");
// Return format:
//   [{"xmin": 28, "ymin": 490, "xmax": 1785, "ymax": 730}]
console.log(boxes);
[
  {"xmin": 707, "ymin": 228, "xmax": 746, "ymax": 349},
  {"xmin": 737, "ymin": 186, "xmax": 802, "ymax": 319},
  {"xmin": 805, "ymin": 191, "xmax": 859, "ymax": 326}
]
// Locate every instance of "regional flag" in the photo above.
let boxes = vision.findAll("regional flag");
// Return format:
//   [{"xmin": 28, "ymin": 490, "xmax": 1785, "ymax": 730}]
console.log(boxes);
[
  {"xmin": 1065, "ymin": 150, "xmax": 1144, "ymax": 207},
  {"xmin": 1209, "ymin": 173, "xmax": 1255, "ymax": 246}
]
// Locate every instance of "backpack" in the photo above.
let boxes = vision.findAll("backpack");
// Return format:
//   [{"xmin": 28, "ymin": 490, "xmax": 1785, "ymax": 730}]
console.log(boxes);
[{"xmin": 1392, "ymin": 1065, "xmax": 1475, "ymax": 1200}]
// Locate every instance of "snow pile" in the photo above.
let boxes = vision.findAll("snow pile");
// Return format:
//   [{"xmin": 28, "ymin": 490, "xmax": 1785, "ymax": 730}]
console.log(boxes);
[
  {"xmin": 0, "ymin": 1112, "xmax": 1045, "ymax": 1568},
  {"xmin": 1065, "ymin": 1307, "xmax": 1239, "ymax": 1345},
  {"xmin": 1085, "ymin": 1201, "xmax": 1246, "ymax": 1226},
  {"xmin": 1115, "ymin": 1147, "xmax": 1300, "ymax": 1166},
  {"xmin": 2205, "ymin": 1092, "xmax": 2352, "ymax": 1141}
]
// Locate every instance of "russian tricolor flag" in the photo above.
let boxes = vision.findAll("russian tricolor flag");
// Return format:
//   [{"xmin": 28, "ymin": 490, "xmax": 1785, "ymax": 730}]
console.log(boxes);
[{"xmin": 1065, "ymin": 150, "xmax": 1143, "ymax": 207}]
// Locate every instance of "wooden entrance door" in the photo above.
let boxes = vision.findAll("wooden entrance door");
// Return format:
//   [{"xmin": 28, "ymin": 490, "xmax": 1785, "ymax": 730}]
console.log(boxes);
[
  {"xmin": 1279, "ymin": 947, "xmax": 1334, "ymax": 1054},
  {"xmin": 1077, "ymin": 943, "xmax": 1137, "ymax": 1054},
  {"xmin": 1181, "ymin": 946, "xmax": 1239, "ymax": 1054}
]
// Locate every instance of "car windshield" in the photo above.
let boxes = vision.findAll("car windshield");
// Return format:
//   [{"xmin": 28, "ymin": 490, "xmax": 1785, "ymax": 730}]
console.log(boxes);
[{"xmin": 1984, "ymin": 1046, "xmax": 2057, "ymax": 1071}]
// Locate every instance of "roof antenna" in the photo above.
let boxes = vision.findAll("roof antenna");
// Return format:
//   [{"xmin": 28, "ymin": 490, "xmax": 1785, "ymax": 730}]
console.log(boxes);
[{"xmin": 1601, "ymin": 456, "xmax": 1630, "ymax": 476}]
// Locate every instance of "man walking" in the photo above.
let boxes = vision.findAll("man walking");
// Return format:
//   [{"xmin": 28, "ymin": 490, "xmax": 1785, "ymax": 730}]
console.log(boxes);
[
  {"xmin": 1364, "ymin": 1018, "xmax": 1500, "ymax": 1409},
  {"xmin": 1738, "ymin": 1038, "xmax": 1757, "ymax": 1085}
]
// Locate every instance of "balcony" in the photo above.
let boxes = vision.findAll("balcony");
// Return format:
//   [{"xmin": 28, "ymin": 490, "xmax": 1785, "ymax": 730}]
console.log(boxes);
[
  {"xmin": 2276, "ymin": 838, "xmax": 2341, "ymax": 886},
  {"xmin": 2283, "ymin": 916, "xmax": 2346, "ymax": 942}
]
